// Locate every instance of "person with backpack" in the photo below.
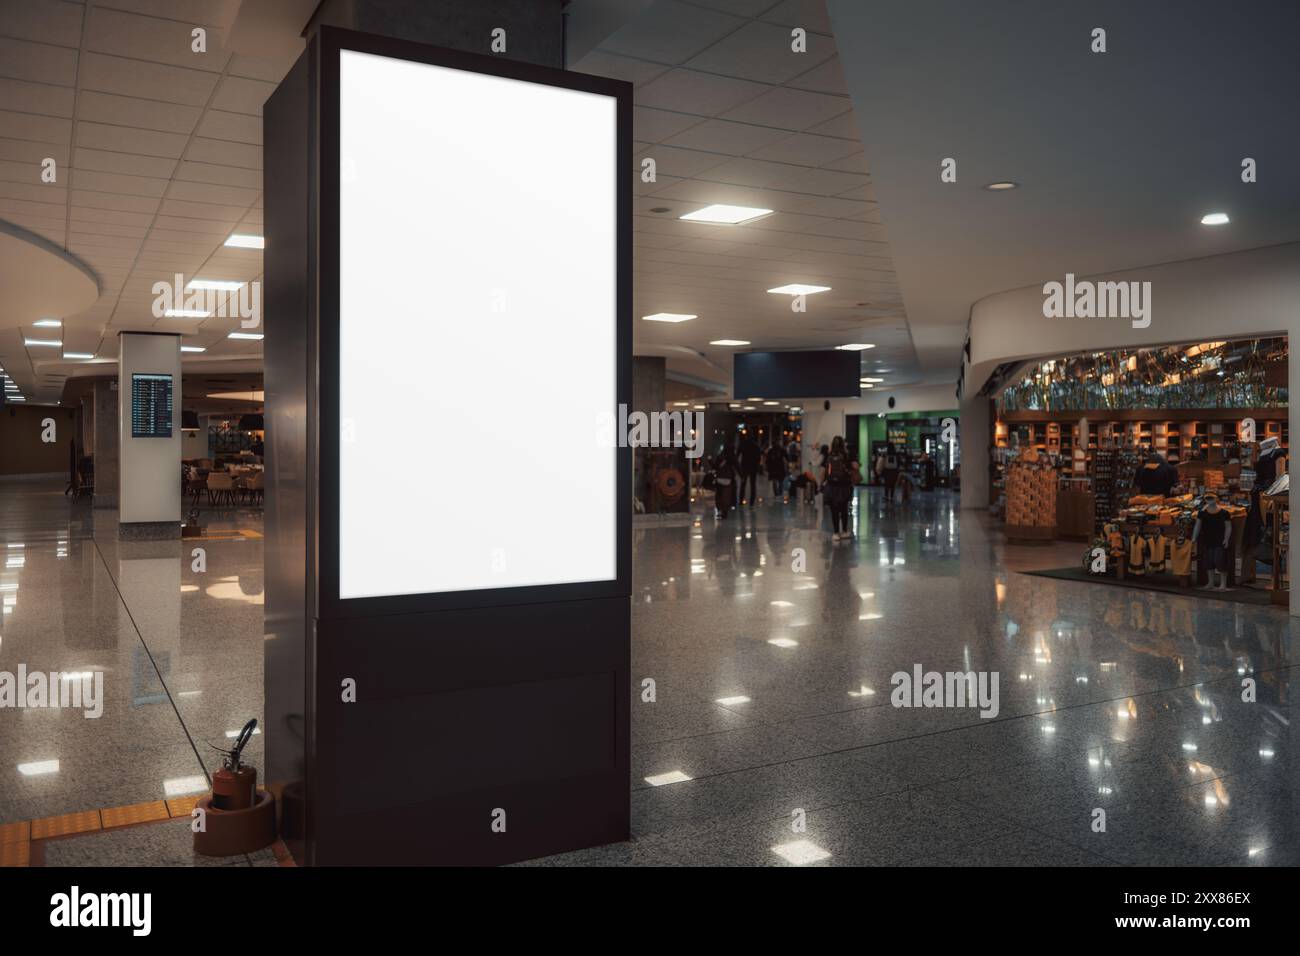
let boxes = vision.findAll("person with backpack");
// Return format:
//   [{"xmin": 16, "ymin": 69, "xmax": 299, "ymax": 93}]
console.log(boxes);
[
  {"xmin": 713, "ymin": 442, "xmax": 738, "ymax": 519},
  {"xmin": 822, "ymin": 435, "xmax": 859, "ymax": 542},
  {"xmin": 876, "ymin": 443, "xmax": 901, "ymax": 502}
]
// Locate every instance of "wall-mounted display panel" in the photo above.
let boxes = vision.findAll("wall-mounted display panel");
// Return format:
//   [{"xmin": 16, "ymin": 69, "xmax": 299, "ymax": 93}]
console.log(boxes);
[{"xmin": 130, "ymin": 373, "xmax": 174, "ymax": 439}]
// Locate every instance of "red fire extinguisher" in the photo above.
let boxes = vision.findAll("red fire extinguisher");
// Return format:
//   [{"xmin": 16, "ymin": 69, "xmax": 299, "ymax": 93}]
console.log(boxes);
[{"xmin": 211, "ymin": 718, "xmax": 258, "ymax": 810}]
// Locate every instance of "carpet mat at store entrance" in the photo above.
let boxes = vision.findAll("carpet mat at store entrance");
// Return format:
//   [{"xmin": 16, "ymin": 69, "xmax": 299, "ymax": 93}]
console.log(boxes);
[{"xmin": 1019, "ymin": 566, "xmax": 1278, "ymax": 607}]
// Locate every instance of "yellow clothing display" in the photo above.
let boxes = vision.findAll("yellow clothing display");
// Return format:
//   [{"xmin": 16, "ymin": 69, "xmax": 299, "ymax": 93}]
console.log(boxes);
[
  {"xmin": 1170, "ymin": 539, "xmax": 1194, "ymax": 576},
  {"xmin": 1147, "ymin": 535, "xmax": 1168, "ymax": 572},
  {"xmin": 1128, "ymin": 535, "xmax": 1147, "ymax": 575}
]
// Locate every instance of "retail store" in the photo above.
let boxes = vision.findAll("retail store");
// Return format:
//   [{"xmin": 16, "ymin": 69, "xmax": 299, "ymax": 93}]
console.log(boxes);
[{"xmin": 988, "ymin": 337, "xmax": 1288, "ymax": 603}]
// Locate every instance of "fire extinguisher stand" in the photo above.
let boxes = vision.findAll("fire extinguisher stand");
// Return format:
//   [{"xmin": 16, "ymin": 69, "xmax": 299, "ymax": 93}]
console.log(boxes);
[{"xmin": 194, "ymin": 718, "xmax": 277, "ymax": 857}]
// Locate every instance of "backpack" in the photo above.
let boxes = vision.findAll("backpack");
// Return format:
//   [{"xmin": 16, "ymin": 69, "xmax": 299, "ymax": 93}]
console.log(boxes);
[{"xmin": 827, "ymin": 453, "xmax": 853, "ymax": 486}]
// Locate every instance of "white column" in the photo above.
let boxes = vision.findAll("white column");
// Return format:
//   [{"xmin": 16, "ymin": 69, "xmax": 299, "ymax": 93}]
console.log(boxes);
[{"xmin": 118, "ymin": 332, "xmax": 182, "ymax": 538}]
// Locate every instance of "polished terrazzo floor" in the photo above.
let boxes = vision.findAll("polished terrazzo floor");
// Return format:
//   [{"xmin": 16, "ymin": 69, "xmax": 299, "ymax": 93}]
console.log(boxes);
[
  {"xmin": 2, "ymin": 476, "xmax": 1295, "ymax": 866},
  {"xmin": 0, "ymin": 477, "xmax": 265, "ymax": 865}
]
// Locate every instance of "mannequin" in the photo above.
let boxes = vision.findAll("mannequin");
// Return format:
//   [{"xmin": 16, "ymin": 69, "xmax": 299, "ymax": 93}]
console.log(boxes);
[{"xmin": 1192, "ymin": 493, "xmax": 1232, "ymax": 591}]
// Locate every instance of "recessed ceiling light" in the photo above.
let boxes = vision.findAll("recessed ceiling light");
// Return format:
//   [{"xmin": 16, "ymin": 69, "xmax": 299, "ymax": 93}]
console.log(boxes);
[
  {"xmin": 768, "ymin": 283, "xmax": 830, "ymax": 295},
  {"xmin": 34, "ymin": 319, "xmax": 61, "ymax": 327},
  {"xmin": 715, "ymin": 695, "xmax": 751, "ymax": 706},
  {"xmin": 680, "ymin": 204, "xmax": 772, "ymax": 225},
  {"xmin": 861, "ymin": 383, "xmax": 874, "ymax": 388},
  {"xmin": 672, "ymin": 401, "xmax": 690, "ymax": 407},
  {"xmin": 742, "ymin": 405, "xmax": 756, "ymax": 410},
  {"xmin": 181, "ymin": 346, "xmax": 207, "ymax": 353},
  {"xmin": 62, "ymin": 353, "xmax": 94, "ymax": 360},
  {"xmin": 763, "ymin": 401, "xmax": 778, "ymax": 405},
  {"xmin": 641, "ymin": 312, "xmax": 696, "ymax": 323},
  {"xmin": 862, "ymin": 377, "xmax": 884, "ymax": 383},
  {"xmin": 837, "ymin": 343, "xmax": 875, "ymax": 351},
  {"xmin": 227, "ymin": 332, "xmax": 264, "ymax": 340},
  {"xmin": 984, "ymin": 181, "xmax": 1019, "ymax": 190},
  {"xmin": 1201, "ymin": 212, "xmax": 1229, "ymax": 225},
  {"xmin": 224, "ymin": 233, "xmax": 265, "ymax": 249},
  {"xmin": 24, "ymin": 339, "xmax": 61, "ymax": 347},
  {"xmin": 164, "ymin": 309, "xmax": 212, "ymax": 318},
  {"xmin": 710, "ymin": 339, "xmax": 750, "ymax": 346},
  {"xmin": 187, "ymin": 279, "xmax": 245, "ymax": 291}
]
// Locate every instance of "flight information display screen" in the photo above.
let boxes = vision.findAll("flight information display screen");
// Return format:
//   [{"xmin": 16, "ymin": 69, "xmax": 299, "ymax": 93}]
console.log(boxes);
[{"xmin": 130, "ymin": 373, "xmax": 173, "ymax": 438}]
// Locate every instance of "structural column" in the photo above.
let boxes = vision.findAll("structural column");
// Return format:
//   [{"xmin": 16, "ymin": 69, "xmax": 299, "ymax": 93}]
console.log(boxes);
[
  {"xmin": 117, "ymin": 332, "xmax": 182, "ymax": 539},
  {"xmin": 92, "ymin": 378, "xmax": 118, "ymax": 509}
]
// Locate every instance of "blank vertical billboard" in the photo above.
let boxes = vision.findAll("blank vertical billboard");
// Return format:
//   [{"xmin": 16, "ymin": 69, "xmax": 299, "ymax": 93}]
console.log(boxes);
[{"xmin": 336, "ymin": 49, "xmax": 618, "ymax": 600}]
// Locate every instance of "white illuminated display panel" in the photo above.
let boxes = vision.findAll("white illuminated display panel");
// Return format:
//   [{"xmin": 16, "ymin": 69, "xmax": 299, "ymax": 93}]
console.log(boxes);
[{"xmin": 337, "ymin": 50, "xmax": 618, "ymax": 600}]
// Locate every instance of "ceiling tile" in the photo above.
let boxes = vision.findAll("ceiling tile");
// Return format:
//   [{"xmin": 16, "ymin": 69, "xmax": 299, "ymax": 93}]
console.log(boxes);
[
  {"xmin": 720, "ymin": 86, "xmax": 851, "ymax": 130},
  {"xmin": 0, "ymin": 196, "xmax": 65, "ymax": 220},
  {"xmin": 684, "ymin": 21, "xmax": 834, "ymax": 84},
  {"xmin": 747, "ymin": 131, "xmax": 860, "ymax": 166},
  {"xmin": 759, "ymin": 0, "xmax": 833, "ymax": 35},
  {"xmin": 0, "ymin": 0, "xmax": 85, "ymax": 47},
  {"xmin": 693, "ymin": 156, "xmax": 792, "ymax": 188},
  {"xmin": 226, "ymin": 53, "xmax": 293, "ymax": 83},
  {"xmin": 78, "ymin": 90, "xmax": 203, "ymax": 134},
  {"xmin": 821, "ymin": 150, "xmax": 867, "ymax": 173},
  {"xmin": 209, "ymin": 75, "xmax": 276, "ymax": 116},
  {"xmin": 805, "ymin": 110, "xmax": 859, "ymax": 140},
  {"xmin": 78, "ymin": 51, "xmax": 221, "ymax": 107},
  {"xmin": 569, "ymin": 51, "xmax": 669, "ymax": 88},
  {"xmin": 175, "ymin": 160, "xmax": 259, "ymax": 189},
  {"xmin": 602, "ymin": 0, "xmax": 745, "ymax": 65},
  {"xmin": 0, "ymin": 76, "xmax": 76, "ymax": 117},
  {"xmin": 633, "ymin": 144, "xmax": 731, "ymax": 179},
  {"xmin": 689, "ymin": 0, "xmax": 778, "ymax": 15},
  {"xmin": 157, "ymin": 197, "xmax": 243, "ymax": 221},
  {"xmin": 194, "ymin": 109, "xmax": 261, "ymax": 145},
  {"xmin": 0, "ymin": 179, "xmax": 65, "ymax": 203},
  {"xmin": 71, "ymin": 168, "xmax": 169, "ymax": 198},
  {"xmin": 70, "ymin": 188, "xmax": 161, "ymax": 214},
  {"xmin": 86, "ymin": 7, "xmax": 226, "ymax": 73},
  {"xmin": 663, "ymin": 118, "xmax": 789, "ymax": 155},
  {"xmin": 786, "ymin": 53, "xmax": 846, "ymax": 95},
  {"xmin": 186, "ymin": 136, "xmax": 261, "ymax": 170},
  {"xmin": 152, "ymin": 213, "xmax": 232, "ymax": 234},
  {"xmin": 0, "ymin": 109, "xmax": 72, "ymax": 145},
  {"xmin": 166, "ymin": 179, "xmax": 257, "ymax": 206},
  {"xmin": 73, "ymin": 146, "xmax": 178, "ymax": 179},
  {"xmin": 636, "ymin": 68, "xmax": 768, "ymax": 116},
  {"xmin": 0, "ymin": 137, "xmax": 70, "ymax": 165},
  {"xmin": 70, "ymin": 205, "xmax": 154, "ymax": 227},
  {"xmin": 77, "ymin": 121, "xmax": 188, "ymax": 158},
  {"xmin": 0, "ymin": 36, "xmax": 79, "ymax": 86},
  {"xmin": 633, "ymin": 107, "xmax": 703, "ymax": 143}
]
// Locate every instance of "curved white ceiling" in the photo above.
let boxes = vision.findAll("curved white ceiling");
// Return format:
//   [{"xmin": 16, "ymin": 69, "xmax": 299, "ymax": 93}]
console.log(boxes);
[{"xmin": 0, "ymin": 219, "xmax": 99, "ymax": 322}]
